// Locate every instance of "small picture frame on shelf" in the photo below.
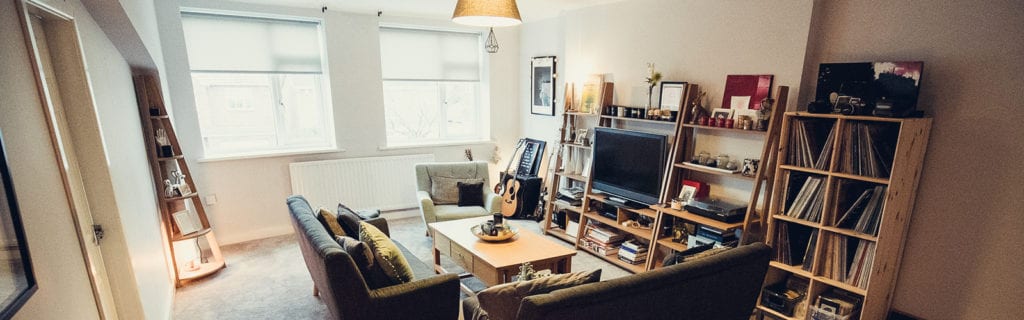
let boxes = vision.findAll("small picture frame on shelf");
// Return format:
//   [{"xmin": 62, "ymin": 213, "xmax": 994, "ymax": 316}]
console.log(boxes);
[
  {"xmin": 677, "ymin": 185, "xmax": 697, "ymax": 204},
  {"xmin": 172, "ymin": 210, "xmax": 201, "ymax": 234},
  {"xmin": 658, "ymin": 82, "xmax": 687, "ymax": 112},
  {"xmin": 711, "ymin": 108, "xmax": 734, "ymax": 120},
  {"xmin": 574, "ymin": 128, "xmax": 589, "ymax": 145}
]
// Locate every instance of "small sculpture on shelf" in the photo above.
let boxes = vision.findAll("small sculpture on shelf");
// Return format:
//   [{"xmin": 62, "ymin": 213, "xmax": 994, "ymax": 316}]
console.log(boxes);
[
  {"xmin": 155, "ymin": 128, "xmax": 173, "ymax": 157},
  {"xmin": 689, "ymin": 91, "xmax": 708, "ymax": 124},
  {"xmin": 169, "ymin": 170, "xmax": 191, "ymax": 196},
  {"xmin": 756, "ymin": 96, "xmax": 774, "ymax": 131},
  {"xmin": 742, "ymin": 159, "xmax": 760, "ymax": 177}
]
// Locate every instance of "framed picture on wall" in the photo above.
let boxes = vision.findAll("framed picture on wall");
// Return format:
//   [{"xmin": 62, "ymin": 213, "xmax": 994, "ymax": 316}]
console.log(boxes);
[
  {"xmin": 579, "ymin": 74, "xmax": 605, "ymax": 114},
  {"xmin": 0, "ymin": 130, "xmax": 38, "ymax": 319},
  {"xmin": 531, "ymin": 56, "xmax": 557, "ymax": 116}
]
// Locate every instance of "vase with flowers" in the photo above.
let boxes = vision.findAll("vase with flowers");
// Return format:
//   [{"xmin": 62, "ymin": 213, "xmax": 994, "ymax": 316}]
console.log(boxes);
[{"xmin": 645, "ymin": 63, "xmax": 663, "ymax": 118}]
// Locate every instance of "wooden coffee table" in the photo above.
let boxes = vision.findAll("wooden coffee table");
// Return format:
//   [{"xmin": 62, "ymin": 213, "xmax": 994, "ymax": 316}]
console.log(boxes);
[{"xmin": 429, "ymin": 217, "xmax": 576, "ymax": 289}]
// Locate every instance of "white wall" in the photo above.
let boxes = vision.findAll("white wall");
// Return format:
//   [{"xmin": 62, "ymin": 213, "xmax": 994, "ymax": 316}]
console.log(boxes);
[
  {"xmin": 1, "ymin": 0, "xmax": 174, "ymax": 319},
  {"xmin": 156, "ymin": 0, "xmax": 521, "ymax": 244},
  {"xmin": 800, "ymin": 1, "xmax": 1024, "ymax": 318},
  {"xmin": 1, "ymin": 1, "xmax": 103, "ymax": 319},
  {"xmin": 520, "ymin": 0, "xmax": 814, "ymax": 202}
]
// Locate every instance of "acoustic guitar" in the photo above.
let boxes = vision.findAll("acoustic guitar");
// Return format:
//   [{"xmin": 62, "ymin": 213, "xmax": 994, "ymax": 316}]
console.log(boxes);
[{"xmin": 496, "ymin": 139, "xmax": 525, "ymax": 217}]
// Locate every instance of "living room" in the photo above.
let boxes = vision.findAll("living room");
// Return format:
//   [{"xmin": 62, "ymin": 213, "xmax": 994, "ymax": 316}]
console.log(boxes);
[{"xmin": 0, "ymin": 0, "xmax": 1020, "ymax": 319}]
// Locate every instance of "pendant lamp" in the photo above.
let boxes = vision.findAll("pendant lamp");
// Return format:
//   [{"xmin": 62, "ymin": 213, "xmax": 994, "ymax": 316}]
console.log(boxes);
[{"xmin": 452, "ymin": 0, "xmax": 522, "ymax": 53}]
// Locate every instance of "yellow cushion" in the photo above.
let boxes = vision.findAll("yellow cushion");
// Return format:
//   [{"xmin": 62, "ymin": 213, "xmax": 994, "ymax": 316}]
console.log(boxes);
[
  {"xmin": 359, "ymin": 221, "xmax": 414, "ymax": 285},
  {"xmin": 318, "ymin": 208, "xmax": 347, "ymax": 237}
]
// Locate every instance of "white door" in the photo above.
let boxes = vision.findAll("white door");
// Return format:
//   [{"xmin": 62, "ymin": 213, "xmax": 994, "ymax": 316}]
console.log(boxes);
[{"xmin": 20, "ymin": 2, "xmax": 118, "ymax": 319}]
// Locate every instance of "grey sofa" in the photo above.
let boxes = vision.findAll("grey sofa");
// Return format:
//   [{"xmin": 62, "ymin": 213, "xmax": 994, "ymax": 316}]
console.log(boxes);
[
  {"xmin": 415, "ymin": 161, "xmax": 501, "ymax": 228},
  {"xmin": 463, "ymin": 243, "xmax": 771, "ymax": 320},
  {"xmin": 287, "ymin": 195, "xmax": 460, "ymax": 320}
]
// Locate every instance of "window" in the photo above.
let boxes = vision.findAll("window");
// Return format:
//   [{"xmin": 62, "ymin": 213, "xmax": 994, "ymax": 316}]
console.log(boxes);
[
  {"xmin": 379, "ymin": 27, "xmax": 488, "ymax": 147},
  {"xmin": 181, "ymin": 11, "xmax": 335, "ymax": 158}
]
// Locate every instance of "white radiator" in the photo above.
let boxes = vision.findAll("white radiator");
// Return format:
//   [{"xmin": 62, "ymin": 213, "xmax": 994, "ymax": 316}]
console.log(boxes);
[{"xmin": 289, "ymin": 154, "xmax": 435, "ymax": 211}]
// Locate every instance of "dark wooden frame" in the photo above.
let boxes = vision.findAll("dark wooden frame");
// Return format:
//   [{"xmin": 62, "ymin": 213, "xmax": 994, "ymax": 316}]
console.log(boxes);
[
  {"xmin": 530, "ymin": 56, "xmax": 557, "ymax": 116},
  {"xmin": 0, "ymin": 130, "xmax": 38, "ymax": 320},
  {"xmin": 658, "ymin": 81, "xmax": 688, "ymax": 111}
]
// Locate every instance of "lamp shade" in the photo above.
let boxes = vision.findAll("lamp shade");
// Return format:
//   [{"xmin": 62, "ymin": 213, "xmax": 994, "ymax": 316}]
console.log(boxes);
[{"xmin": 452, "ymin": 0, "xmax": 522, "ymax": 27}]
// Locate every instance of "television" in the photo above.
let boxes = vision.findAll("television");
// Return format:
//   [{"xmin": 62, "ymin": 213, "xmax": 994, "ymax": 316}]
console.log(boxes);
[{"xmin": 591, "ymin": 128, "xmax": 668, "ymax": 207}]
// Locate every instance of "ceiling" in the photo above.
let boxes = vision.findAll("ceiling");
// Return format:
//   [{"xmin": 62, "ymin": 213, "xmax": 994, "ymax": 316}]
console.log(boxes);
[{"xmin": 221, "ymin": 0, "xmax": 627, "ymax": 21}]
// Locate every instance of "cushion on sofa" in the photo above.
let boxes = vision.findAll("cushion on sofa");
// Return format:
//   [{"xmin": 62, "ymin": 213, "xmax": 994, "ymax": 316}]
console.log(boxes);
[
  {"xmin": 318, "ymin": 208, "xmax": 348, "ymax": 237},
  {"xmin": 360, "ymin": 221, "xmax": 415, "ymax": 285},
  {"xmin": 335, "ymin": 203, "xmax": 364, "ymax": 236},
  {"xmin": 335, "ymin": 235, "xmax": 393, "ymax": 289},
  {"xmin": 430, "ymin": 176, "xmax": 483, "ymax": 205},
  {"xmin": 474, "ymin": 269, "xmax": 602, "ymax": 320}
]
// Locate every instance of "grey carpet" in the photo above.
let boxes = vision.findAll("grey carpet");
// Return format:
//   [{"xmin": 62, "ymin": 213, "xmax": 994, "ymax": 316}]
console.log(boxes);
[{"xmin": 173, "ymin": 214, "xmax": 630, "ymax": 319}]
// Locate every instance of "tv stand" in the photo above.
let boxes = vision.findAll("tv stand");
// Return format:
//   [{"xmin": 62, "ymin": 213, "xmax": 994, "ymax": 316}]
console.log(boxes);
[{"xmin": 606, "ymin": 196, "xmax": 646, "ymax": 209}]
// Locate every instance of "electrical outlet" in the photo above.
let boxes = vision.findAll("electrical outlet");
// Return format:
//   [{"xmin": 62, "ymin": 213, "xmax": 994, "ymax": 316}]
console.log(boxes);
[{"xmin": 205, "ymin": 194, "xmax": 218, "ymax": 205}]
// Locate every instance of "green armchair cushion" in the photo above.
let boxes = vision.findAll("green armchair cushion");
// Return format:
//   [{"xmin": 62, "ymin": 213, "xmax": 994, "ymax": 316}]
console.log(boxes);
[
  {"xmin": 360, "ymin": 221, "xmax": 415, "ymax": 286},
  {"xmin": 430, "ymin": 176, "xmax": 482, "ymax": 204},
  {"xmin": 474, "ymin": 269, "xmax": 602, "ymax": 320}
]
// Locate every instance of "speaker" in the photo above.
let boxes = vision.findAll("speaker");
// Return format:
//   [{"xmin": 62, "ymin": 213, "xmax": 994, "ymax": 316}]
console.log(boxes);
[{"xmin": 510, "ymin": 175, "xmax": 543, "ymax": 219}]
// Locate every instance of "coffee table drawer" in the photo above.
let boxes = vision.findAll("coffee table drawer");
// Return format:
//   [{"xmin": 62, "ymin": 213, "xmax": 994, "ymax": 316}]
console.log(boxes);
[{"xmin": 450, "ymin": 242, "xmax": 474, "ymax": 271}]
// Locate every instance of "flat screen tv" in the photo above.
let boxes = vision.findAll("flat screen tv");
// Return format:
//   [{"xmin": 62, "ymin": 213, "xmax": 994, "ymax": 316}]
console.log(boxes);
[{"xmin": 591, "ymin": 128, "xmax": 668, "ymax": 207}]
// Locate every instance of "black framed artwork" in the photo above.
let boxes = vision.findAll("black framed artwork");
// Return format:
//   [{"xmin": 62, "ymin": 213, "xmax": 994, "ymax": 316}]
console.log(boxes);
[
  {"xmin": 531, "ymin": 56, "xmax": 556, "ymax": 116},
  {"xmin": 0, "ymin": 130, "xmax": 37, "ymax": 320}
]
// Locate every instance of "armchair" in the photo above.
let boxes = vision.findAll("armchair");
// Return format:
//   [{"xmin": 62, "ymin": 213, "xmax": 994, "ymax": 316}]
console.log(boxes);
[{"xmin": 415, "ymin": 161, "xmax": 500, "ymax": 230}]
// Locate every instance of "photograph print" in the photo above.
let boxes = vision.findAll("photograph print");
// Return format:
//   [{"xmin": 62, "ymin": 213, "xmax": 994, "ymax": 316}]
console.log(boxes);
[{"xmin": 531, "ymin": 56, "xmax": 556, "ymax": 115}]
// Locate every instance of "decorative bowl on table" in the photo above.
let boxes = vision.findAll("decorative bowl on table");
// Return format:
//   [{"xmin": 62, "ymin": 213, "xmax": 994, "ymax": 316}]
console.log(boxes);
[{"xmin": 470, "ymin": 223, "xmax": 519, "ymax": 242}]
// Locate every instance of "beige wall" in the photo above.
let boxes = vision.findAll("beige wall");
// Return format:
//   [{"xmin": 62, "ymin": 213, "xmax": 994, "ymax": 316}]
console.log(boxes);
[
  {"xmin": 520, "ymin": 0, "xmax": 815, "ymax": 203},
  {"xmin": 156, "ymin": 0, "xmax": 521, "ymax": 244},
  {"xmin": 0, "ymin": 1, "xmax": 102, "ymax": 319},
  {"xmin": 800, "ymin": 0, "xmax": 1024, "ymax": 318}
]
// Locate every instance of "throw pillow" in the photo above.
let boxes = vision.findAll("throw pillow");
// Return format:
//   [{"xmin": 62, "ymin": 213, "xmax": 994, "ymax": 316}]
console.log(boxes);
[
  {"xmin": 457, "ymin": 181, "xmax": 485, "ymax": 207},
  {"xmin": 476, "ymin": 269, "xmax": 602, "ymax": 320},
  {"xmin": 317, "ymin": 208, "xmax": 347, "ymax": 237},
  {"xmin": 336, "ymin": 203, "xmax": 363, "ymax": 236},
  {"xmin": 335, "ymin": 235, "xmax": 392, "ymax": 289},
  {"xmin": 430, "ymin": 176, "xmax": 483, "ymax": 205},
  {"xmin": 359, "ymin": 221, "xmax": 415, "ymax": 285}
]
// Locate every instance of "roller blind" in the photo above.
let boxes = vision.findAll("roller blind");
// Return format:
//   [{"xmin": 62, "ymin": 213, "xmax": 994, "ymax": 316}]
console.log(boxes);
[
  {"xmin": 379, "ymin": 27, "xmax": 481, "ymax": 81},
  {"xmin": 181, "ymin": 12, "xmax": 323, "ymax": 73}
]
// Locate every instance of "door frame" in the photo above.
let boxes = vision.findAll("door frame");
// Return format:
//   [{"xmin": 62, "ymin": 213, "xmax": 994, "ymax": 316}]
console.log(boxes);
[{"xmin": 15, "ymin": 0, "xmax": 119, "ymax": 318}]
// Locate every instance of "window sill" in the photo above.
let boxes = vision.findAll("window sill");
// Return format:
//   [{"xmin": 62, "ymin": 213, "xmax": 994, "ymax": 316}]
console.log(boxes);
[
  {"xmin": 378, "ymin": 140, "xmax": 494, "ymax": 151},
  {"xmin": 197, "ymin": 147, "xmax": 344, "ymax": 163}
]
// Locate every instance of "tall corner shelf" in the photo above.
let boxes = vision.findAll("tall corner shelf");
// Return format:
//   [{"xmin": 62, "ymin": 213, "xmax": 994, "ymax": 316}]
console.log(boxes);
[
  {"xmin": 754, "ymin": 112, "xmax": 932, "ymax": 320},
  {"xmin": 542, "ymin": 83, "xmax": 791, "ymax": 274},
  {"xmin": 133, "ymin": 74, "xmax": 226, "ymax": 287}
]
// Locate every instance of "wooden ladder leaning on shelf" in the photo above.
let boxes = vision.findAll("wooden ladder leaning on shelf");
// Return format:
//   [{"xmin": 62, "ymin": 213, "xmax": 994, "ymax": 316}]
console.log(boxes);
[
  {"xmin": 132, "ymin": 74, "xmax": 226, "ymax": 287},
  {"xmin": 739, "ymin": 86, "xmax": 789, "ymax": 245}
]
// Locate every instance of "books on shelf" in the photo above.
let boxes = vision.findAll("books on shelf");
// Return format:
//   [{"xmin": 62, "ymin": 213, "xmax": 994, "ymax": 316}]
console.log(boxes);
[
  {"xmin": 785, "ymin": 175, "xmax": 825, "ymax": 222},
  {"xmin": 788, "ymin": 119, "xmax": 836, "ymax": 170},
  {"xmin": 580, "ymin": 221, "xmax": 625, "ymax": 256},
  {"xmin": 835, "ymin": 185, "xmax": 887, "ymax": 236},
  {"xmin": 842, "ymin": 122, "xmax": 895, "ymax": 178},
  {"xmin": 617, "ymin": 240, "xmax": 648, "ymax": 264}
]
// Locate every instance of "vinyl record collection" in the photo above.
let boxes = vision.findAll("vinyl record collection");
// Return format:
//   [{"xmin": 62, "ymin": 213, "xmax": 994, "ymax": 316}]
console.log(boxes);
[
  {"xmin": 841, "ymin": 122, "xmax": 896, "ymax": 178},
  {"xmin": 771, "ymin": 222, "xmax": 816, "ymax": 267},
  {"xmin": 823, "ymin": 234, "xmax": 876, "ymax": 290},
  {"xmin": 784, "ymin": 174, "xmax": 825, "ymax": 223},
  {"xmin": 787, "ymin": 119, "xmax": 836, "ymax": 170},
  {"xmin": 834, "ymin": 184, "xmax": 887, "ymax": 236}
]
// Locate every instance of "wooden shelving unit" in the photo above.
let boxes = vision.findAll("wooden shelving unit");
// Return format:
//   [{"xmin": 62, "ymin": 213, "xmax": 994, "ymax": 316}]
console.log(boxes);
[
  {"xmin": 542, "ymin": 83, "xmax": 789, "ymax": 275},
  {"xmin": 133, "ymin": 74, "xmax": 226, "ymax": 287},
  {"xmin": 755, "ymin": 112, "xmax": 932, "ymax": 320}
]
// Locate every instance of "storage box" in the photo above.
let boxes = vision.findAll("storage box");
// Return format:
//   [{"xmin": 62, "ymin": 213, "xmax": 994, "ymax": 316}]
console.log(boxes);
[
  {"xmin": 806, "ymin": 305, "xmax": 854, "ymax": 320},
  {"xmin": 761, "ymin": 282, "xmax": 804, "ymax": 316}
]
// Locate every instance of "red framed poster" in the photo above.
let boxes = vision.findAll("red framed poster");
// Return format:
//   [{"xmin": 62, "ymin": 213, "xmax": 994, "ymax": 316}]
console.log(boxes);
[{"xmin": 721, "ymin": 75, "xmax": 773, "ymax": 110}]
